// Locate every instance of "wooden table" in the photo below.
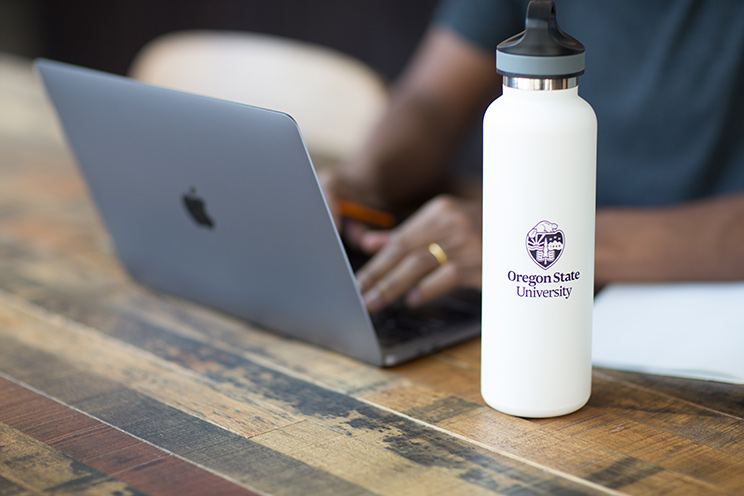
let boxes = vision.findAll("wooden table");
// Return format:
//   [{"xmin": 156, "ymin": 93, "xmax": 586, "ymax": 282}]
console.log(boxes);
[{"xmin": 1, "ymin": 53, "xmax": 743, "ymax": 496}]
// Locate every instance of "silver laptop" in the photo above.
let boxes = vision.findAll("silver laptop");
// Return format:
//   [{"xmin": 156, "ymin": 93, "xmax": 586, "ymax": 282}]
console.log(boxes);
[{"xmin": 35, "ymin": 58, "xmax": 480, "ymax": 366}]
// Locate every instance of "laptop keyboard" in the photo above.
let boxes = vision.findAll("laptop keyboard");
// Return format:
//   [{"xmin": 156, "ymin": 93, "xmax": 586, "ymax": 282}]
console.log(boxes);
[
  {"xmin": 370, "ymin": 290, "xmax": 481, "ymax": 348},
  {"xmin": 344, "ymin": 241, "xmax": 481, "ymax": 348}
]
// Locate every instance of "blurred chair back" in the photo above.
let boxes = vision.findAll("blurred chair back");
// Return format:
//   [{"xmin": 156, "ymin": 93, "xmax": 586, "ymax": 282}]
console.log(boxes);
[{"xmin": 130, "ymin": 31, "xmax": 388, "ymax": 167}]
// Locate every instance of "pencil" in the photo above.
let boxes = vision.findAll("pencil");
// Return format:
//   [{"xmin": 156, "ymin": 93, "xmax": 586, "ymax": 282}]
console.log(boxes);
[{"xmin": 338, "ymin": 200, "xmax": 397, "ymax": 229}]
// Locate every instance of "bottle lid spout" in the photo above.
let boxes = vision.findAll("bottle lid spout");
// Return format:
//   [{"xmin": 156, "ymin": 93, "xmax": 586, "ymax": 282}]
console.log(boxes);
[{"xmin": 496, "ymin": 0, "xmax": 585, "ymax": 79}]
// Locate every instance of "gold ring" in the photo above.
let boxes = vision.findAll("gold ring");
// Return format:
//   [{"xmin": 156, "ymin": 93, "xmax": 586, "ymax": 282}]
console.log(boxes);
[{"xmin": 428, "ymin": 242, "xmax": 448, "ymax": 266}]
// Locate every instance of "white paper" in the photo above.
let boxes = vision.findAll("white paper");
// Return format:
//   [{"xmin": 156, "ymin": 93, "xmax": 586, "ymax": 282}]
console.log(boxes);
[{"xmin": 592, "ymin": 282, "xmax": 744, "ymax": 384}]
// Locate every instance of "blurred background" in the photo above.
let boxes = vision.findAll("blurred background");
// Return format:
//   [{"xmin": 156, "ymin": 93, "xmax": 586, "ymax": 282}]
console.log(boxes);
[
  {"xmin": 1, "ymin": 0, "xmax": 484, "ymax": 177},
  {"xmin": 0, "ymin": 0, "xmax": 439, "ymax": 81}
]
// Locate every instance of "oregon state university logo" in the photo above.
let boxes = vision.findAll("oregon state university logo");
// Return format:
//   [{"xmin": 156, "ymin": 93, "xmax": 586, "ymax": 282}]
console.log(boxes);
[{"xmin": 526, "ymin": 221, "xmax": 564, "ymax": 270}]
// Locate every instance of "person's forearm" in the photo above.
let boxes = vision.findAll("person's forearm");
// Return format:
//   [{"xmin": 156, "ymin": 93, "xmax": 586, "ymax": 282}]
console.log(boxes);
[
  {"xmin": 595, "ymin": 192, "xmax": 744, "ymax": 286},
  {"xmin": 338, "ymin": 27, "xmax": 501, "ymax": 210},
  {"xmin": 339, "ymin": 92, "xmax": 460, "ymax": 209}
]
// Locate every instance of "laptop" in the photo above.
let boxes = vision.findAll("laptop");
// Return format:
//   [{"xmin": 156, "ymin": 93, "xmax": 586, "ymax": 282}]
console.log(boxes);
[{"xmin": 35, "ymin": 58, "xmax": 480, "ymax": 366}]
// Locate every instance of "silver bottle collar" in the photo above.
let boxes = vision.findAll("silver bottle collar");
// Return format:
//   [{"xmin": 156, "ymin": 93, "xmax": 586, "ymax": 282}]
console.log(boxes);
[{"xmin": 503, "ymin": 76, "xmax": 578, "ymax": 91}]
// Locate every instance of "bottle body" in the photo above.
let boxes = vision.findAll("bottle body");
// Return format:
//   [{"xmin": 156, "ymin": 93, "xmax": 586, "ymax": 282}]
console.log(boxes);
[{"xmin": 481, "ymin": 84, "xmax": 597, "ymax": 417}]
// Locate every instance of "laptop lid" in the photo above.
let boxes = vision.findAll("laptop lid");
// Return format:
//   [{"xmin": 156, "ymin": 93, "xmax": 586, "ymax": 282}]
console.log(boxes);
[{"xmin": 35, "ymin": 58, "xmax": 385, "ymax": 365}]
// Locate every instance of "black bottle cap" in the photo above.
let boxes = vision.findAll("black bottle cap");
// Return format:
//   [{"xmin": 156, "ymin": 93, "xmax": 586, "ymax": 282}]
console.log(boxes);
[{"xmin": 497, "ymin": 0, "xmax": 585, "ymax": 78}]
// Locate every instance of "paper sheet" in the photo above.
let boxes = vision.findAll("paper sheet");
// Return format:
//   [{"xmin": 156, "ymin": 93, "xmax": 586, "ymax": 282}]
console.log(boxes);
[{"xmin": 592, "ymin": 282, "xmax": 744, "ymax": 384}]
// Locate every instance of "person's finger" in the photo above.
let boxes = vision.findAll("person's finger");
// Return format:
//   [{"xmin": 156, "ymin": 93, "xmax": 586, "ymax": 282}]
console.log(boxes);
[
  {"xmin": 362, "ymin": 243, "xmax": 443, "ymax": 312},
  {"xmin": 407, "ymin": 240, "xmax": 482, "ymax": 306},
  {"xmin": 356, "ymin": 206, "xmax": 444, "ymax": 292},
  {"xmin": 343, "ymin": 220, "xmax": 372, "ymax": 249},
  {"xmin": 359, "ymin": 230, "xmax": 391, "ymax": 254},
  {"xmin": 383, "ymin": 226, "xmax": 482, "ymax": 308},
  {"xmin": 406, "ymin": 262, "xmax": 460, "ymax": 307},
  {"xmin": 356, "ymin": 232, "xmax": 405, "ymax": 293}
]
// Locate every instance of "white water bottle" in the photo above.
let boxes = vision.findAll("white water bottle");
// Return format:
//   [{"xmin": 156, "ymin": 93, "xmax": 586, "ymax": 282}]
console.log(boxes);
[{"xmin": 481, "ymin": 0, "xmax": 597, "ymax": 417}]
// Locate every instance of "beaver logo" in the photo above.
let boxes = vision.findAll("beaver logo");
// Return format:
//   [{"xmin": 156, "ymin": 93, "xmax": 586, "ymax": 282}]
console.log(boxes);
[{"xmin": 526, "ymin": 221, "xmax": 564, "ymax": 270}]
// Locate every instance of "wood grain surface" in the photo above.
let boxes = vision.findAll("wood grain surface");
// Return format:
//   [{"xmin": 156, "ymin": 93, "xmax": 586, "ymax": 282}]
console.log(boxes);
[{"xmin": 1, "ymin": 53, "xmax": 742, "ymax": 495}]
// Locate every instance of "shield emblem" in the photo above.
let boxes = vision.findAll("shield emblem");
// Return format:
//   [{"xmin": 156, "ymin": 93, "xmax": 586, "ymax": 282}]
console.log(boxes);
[{"xmin": 526, "ymin": 221, "xmax": 564, "ymax": 270}]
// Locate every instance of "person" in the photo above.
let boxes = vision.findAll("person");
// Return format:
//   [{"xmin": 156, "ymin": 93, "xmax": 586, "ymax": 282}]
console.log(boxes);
[{"xmin": 320, "ymin": 0, "xmax": 744, "ymax": 313}]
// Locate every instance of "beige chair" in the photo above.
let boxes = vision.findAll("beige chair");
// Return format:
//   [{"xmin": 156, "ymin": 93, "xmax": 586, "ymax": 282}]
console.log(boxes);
[{"xmin": 129, "ymin": 31, "xmax": 389, "ymax": 167}]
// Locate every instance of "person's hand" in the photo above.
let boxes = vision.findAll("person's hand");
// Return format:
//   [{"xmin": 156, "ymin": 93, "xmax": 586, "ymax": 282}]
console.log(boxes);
[
  {"xmin": 317, "ymin": 169, "xmax": 350, "ymax": 230},
  {"xmin": 316, "ymin": 169, "xmax": 377, "ymax": 255},
  {"xmin": 356, "ymin": 195, "xmax": 482, "ymax": 312}
]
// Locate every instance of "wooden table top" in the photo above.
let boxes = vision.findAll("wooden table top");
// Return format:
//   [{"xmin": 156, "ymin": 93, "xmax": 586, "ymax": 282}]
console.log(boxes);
[{"xmin": 1, "ymin": 53, "xmax": 743, "ymax": 496}]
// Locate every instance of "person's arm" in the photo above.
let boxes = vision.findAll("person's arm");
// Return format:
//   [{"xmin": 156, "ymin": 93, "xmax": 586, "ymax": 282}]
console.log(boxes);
[
  {"xmin": 318, "ymin": 26, "xmax": 498, "ymax": 311},
  {"xmin": 595, "ymin": 192, "xmax": 744, "ymax": 287},
  {"xmin": 358, "ymin": 190, "xmax": 744, "ymax": 312},
  {"xmin": 332, "ymin": 25, "xmax": 500, "ymax": 210},
  {"xmin": 331, "ymin": 23, "xmax": 744, "ymax": 313}
]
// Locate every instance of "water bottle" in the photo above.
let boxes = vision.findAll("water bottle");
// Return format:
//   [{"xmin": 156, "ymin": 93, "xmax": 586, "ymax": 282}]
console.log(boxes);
[{"xmin": 481, "ymin": 0, "xmax": 597, "ymax": 417}]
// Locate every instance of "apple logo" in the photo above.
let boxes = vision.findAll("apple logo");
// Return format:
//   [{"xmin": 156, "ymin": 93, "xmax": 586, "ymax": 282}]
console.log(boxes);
[{"xmin": 182, "ymin": 187, "xmax": 214, "ymax": 229}]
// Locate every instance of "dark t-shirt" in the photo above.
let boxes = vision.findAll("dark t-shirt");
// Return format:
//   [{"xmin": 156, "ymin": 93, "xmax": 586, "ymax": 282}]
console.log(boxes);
[{"xmin": 434, "ymin": 0, "xmax": 744, "ymax": 207}]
